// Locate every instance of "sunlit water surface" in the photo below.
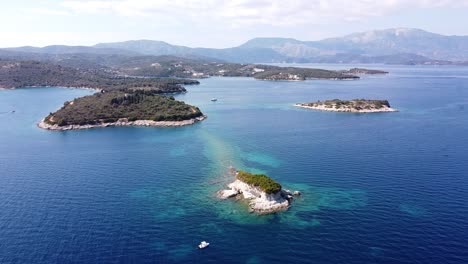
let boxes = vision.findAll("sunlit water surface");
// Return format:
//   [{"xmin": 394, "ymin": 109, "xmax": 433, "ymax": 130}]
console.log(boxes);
[{"xmin": 1, "ymin": 65, "xmax": 468, "ymax": 263}]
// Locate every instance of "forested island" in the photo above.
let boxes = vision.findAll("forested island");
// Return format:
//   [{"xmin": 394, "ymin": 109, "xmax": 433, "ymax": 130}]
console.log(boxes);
[
  {"xmin": 0, "ymin": 56, "xmax": 359, "ymax": 85},
  {"xmin": 252, "ymin": 67, "xmax": 358, "ymax": 81},
  {"xmin": 218, "ymin": 170, "xmax": 301, "ymax": 214},
  {"xmin": 39, "ymin": 90, "xmax": 206, "ymax": 130},
  {"xmin": 118, "ymin": 59, "xmax": 359, "ymax": 81},
  {"xmin": 0, "ymin": 60, "xmax": 198, "ymax": 92},
  {"xmin": 0, "ymin": 57, "xmax": 389, "ymax": 131},
  {"xmin": 295, "ymin": 99, "xmax": 398, "ymax": 113}
]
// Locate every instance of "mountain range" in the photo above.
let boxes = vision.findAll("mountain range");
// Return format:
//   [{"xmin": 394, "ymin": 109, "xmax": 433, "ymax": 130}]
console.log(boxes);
[{"xmin": 2, "ymin": 28, "xmax": 468, "ymax": 65}]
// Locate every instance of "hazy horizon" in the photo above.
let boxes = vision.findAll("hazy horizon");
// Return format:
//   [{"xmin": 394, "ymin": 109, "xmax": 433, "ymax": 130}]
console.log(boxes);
[
  {"xmin": 3, "ymin": 27, "xmax": 468, "ymax": 50},
  {"xmin": 2, "ymin": 0, "xmax": 468, "ymax": 48}
]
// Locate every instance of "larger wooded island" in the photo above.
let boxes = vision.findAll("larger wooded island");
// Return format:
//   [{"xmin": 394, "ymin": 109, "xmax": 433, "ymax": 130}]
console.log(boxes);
[
  {"xmin": 0, "ymin": 61, "xmax": 198, "ymax": 92},
  {"xmin": 0, "ymin": 59, "xmax": 359, "ymax": 87},
  {"xmin": 39, "ymin": 91, "xmax": 206, "ymax": 130}
]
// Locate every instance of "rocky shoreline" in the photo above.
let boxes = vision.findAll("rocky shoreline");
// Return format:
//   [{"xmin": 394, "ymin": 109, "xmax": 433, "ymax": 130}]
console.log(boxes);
[
  {"xmin": 217, "ymin": 170, "xmax": 301, "ymax": 214},
  {"xmin": 295, "ymin": 98, "xmax": 398, "ymax": 113},
  {"xmin": 38, "ymin": 115, "xmax": 207, "ymax": 131},
  {"xmin": 295, "ymin": 104, "xmax": 398, "ymax": 113}
]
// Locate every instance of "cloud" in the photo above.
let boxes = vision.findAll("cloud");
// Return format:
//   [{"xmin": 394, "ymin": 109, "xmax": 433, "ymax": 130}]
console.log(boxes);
[
  {"xmin": 28, "ymin": 7, "xmax": 72, "ymax": 16},
  {"xmin": 57, "ymin": 0, "xmax": 468, "ymax": 26}
]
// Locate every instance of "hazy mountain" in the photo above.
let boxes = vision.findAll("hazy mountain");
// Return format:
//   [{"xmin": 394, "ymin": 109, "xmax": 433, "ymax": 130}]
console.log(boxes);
[
  {"xmin": 237, "ymin": 28, "xmax": 468, "ymax": 61},
  {"xmin": 94, "ymin": 40, "xmax": 286, "ymax": 63},
  {"xmin": 2, "ymin": 28, "xmax": 467, "ymax": 64},
  {"xmin": 238, "ymin": 38, "xmax": 303, "ymax": 49},
  {"xmin": 311, "ymin": 28, "xmax": 468, "ymax": 60},
  {"xmin": 4, "ymin": 45, "xmax": 137, "ymax": 56},
  {"xmin": 193, "ymin": 47, "xmax": 286, "ymax": 63},
  {"xmin": 94, "ymin": 40, "xmax": 192, "ymax": 56}
]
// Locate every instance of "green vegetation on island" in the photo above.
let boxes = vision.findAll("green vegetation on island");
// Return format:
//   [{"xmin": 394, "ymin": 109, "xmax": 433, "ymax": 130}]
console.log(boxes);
[
  {"xmin": 339, "ymin": 68, "xmax": 389, "ymax": 75},
  {"xmin": 319, "ymin": 99, "xmax": 390, "ymax": 109},
  {"xmin": 252, "ymin": 67, "xmax": 357, "ymax": 81},
  {"xmin": 296, "ymin": 99, "xmax": 397, "ymax": 113},
  {"xmin": 110, "ymin": 57, "xmax": 358, "ymax": 80},
  {"xmin": 0, "ymin": 60, "xmax": 198, "ymax": 92},
  {"xmin": 44, "ymin": 90, "xmax": 204, "ymax": 127},
  {"xmin": 0, "ymin": 57, "xmax": 359, "ymax": 86},
  {"xmin": 236, "ymin": 171, "xmax": 282, "ymax": 194}
]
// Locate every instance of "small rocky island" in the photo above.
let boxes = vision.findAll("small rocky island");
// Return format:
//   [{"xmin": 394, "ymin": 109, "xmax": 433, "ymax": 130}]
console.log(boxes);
[
  {"xmin": 339, "ymin": 68, "xmax": 389, "ymax": 75},
  {"xmin": 295, "ymin": 99, "xmax": 398, "ymax": 113},
  {"xmin": 218, "ymin": 170, "xmax": 300, "ymax": 214},
  {"xmin": 39, "ymin": 90, "xmax": 206, "ymax": 130}
]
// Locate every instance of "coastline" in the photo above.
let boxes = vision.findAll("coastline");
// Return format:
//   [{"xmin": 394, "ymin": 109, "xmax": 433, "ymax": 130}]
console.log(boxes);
[
  {"xmin": 294, "ymin": 103, "xmax": 398, "ymax": 113},
  {"xmin": 38, "ymin": 115, "xmax": 207, "ymax": 131},
  {"xmin": 0, "ymin": 86, "xmax": 102, "ymax": 92},
  {"xmin": 256, "ymin": 77, "xmax": 359, "ymax": 82},
  {"xmin": 217, "ymin": 179, "xmax": 291, "ymax": 214}
]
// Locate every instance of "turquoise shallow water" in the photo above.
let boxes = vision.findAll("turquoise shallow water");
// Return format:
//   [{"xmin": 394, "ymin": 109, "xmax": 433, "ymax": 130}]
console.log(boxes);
[{"xmin": 1, "ymin": 65, "xmax": 468, "ymax": 263}]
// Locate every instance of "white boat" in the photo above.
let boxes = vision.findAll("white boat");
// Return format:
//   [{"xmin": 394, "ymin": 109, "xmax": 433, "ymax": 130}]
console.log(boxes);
[
  {"xmin": 211, "ymin": 98, "xmax": 218, "ymax": 102},
  {"xmin": 198, "ymin": 241, "xmax": 210, "ymax": 249}
]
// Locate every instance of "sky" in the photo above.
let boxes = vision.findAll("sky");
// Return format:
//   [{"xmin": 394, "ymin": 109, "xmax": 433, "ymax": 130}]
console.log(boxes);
[{"xmin": 1, "ymin": 0, "xmax": 468, "ymax": 48}]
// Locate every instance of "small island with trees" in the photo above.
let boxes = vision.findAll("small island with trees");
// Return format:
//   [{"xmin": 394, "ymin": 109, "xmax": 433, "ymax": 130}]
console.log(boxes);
[
  {"xmin": 339, "ymin": 68, "xmax": 389, "ymax": 75},
  {"xmin": 217, "ymin": 170, "xmax": 301, "ymax": 214},
  {"xmin": 39, "ymin": 90, "xmax": 206, "ymax": 130},
  {"xmin": 295, "ymin": 99, "xmax": 398, "ymax": 113}
]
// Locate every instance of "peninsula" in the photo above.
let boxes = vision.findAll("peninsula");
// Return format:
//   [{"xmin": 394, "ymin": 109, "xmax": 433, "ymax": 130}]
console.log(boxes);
[
  {"xmin": 0, "ymin": 58, "xmax": 359, "ymax": 87},
  {"xmin": 295, "ymin": 99, "xmax": 398, "ymax": 113},
  {"xmin": 251, "ymin": 67, "xmax": 358, "ymax": 81},
  {"xmin": 0, "ymin": 61, "xmax": 198, "ymax": 92},
  {"xmin": 218, "ymin": 170, "xmax": 300, "ymax": 214},
  {"xmin": 39, "ymin": 90, "xmax": 206, "ymax": 130}
]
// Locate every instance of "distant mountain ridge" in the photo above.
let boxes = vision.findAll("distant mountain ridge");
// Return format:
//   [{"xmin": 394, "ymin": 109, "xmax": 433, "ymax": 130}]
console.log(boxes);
[
  {"xmin": 2, "ymin": 28, "xmax": 468, "ymax": 64},
  {"xmin": 4, "ymin": 45, "xmax": 138, "ymax": 56}
]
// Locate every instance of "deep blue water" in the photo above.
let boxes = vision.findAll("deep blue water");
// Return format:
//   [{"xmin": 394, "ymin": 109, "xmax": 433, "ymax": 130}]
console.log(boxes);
[{"xmin": 1, "ymin": 65, "xmax": 468, "ymax": 263}]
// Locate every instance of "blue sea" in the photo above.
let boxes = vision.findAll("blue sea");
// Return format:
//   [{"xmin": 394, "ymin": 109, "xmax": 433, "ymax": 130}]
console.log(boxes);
[{"xmin": 1, "ymin": 65, "xmax": 468, "ymax": 263}]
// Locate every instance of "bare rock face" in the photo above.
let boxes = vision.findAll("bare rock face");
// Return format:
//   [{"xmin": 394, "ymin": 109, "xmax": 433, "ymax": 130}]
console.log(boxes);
[
  {"xmin": 218, "ymin": 189, "xmax": 239, "ymax": 199},
  {"xmin": 218, "ymin": 179, "xmax": 292, "ymax": 214}
]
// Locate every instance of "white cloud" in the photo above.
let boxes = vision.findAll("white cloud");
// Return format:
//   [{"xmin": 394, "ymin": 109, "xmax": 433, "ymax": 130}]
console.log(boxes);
[
  {"xmin": 57, "ymin": 0, "xmax": 468, "ymax": 26},
  {"xmin": 28, "ymin": 7, "xmax": 72, "ymax": 16}
]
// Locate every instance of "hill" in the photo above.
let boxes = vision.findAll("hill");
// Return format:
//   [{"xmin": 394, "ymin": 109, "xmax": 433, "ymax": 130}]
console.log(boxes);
[{"xmin": 41, "ymin": 91, "xmax": 205, "ymax": 129}]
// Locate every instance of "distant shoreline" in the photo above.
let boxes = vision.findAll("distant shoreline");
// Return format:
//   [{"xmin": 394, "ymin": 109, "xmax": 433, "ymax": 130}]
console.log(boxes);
[
  {"xmin": 37, "ymin": 115, "xmax": 207, "ymax": 131},
  {"xmin": 0, "ymin": 86, "xmax": 102, "ymax": 92}
]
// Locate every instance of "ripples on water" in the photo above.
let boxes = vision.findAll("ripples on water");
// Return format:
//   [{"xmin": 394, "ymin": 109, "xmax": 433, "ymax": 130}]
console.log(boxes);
[{"xmin": 1, "ymin": 66, "xmax": 468, "ymax": 263}]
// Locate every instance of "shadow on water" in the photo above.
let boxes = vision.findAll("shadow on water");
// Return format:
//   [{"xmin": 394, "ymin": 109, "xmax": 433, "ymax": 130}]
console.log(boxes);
[
  {"xmin": 240, "ymin": 150, "xmax": 282, "ymax": 168},
  {"xmin": 399, "ymin": 203, "xmax": 430, "ymax": 217},
  {"xmin": 277, "ymin": 182, "xmax": 368, "ymax": 228}
]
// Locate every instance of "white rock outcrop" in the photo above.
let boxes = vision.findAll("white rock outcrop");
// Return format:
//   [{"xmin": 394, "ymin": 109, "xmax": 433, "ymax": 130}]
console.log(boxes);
[
  {"xmin": 218, "ymin": 179, "xmax": 292, "ymax": 214},
  {"xmin": 37, "ymin": 115, "xmax": 206, "ymax": 131}
]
